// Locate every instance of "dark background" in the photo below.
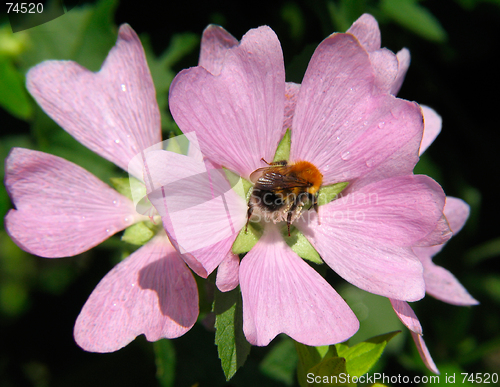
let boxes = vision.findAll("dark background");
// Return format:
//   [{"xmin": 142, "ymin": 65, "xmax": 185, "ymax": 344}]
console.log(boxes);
[{"xmin": 1, "ymin": 0, "xmax": 499, "ymax": 385}]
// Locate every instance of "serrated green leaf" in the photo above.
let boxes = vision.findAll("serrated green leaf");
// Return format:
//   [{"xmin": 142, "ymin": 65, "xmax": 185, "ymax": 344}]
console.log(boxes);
[
  {"xmin": 317, "ymin": 182, "xmax": 349, "ymax": 207},
  {"xmin": 231, "ymin": 221, "xmax": 262, "ymax": 254},
  {"xmin": 214, "ymin": 287, "xmax": 251, "ymax": 380},
  {"xmin": 121, "ymin": 222, "xmax": 155, "ymax": 246},
  {"xmin": 381, "ymin": 0, "xmax": 447, "ymax": 42},
  {"xmin": 260, "ymin": 336, "xmax": 298, "ymax": 386},
  {"xmin": 335, "ymin": 331, "xmax": 401, "ymax": 377},
  {"xmin": 154, "ymin": 339, "xmax": 176, "ymax": 387},
  {"xmin": 0, "ymin": 57, "xmax": 33, "ymax": 119},
  {"xmin": 273, "ymin": 128, "xmax": 291, "ymax": 162},
  {"xmin": 283, "ymin": 227, "xmax": 323, "ymax": 264}
]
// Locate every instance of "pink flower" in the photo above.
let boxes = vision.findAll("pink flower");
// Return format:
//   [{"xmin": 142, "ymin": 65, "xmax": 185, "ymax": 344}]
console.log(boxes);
[
  {"xmin": 346, "ymin": 15, "xmax": 477, "ymax": 373},
  {"xmin": 4, "ymin": 25, "xmax": 198, "ymax": 352},
  {"xmin": 145, "ymin": 16, "xmax": 449, "ymax": 347}
]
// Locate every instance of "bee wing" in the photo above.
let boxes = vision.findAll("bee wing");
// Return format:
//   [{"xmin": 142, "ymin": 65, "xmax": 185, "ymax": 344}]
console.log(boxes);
[
  {"xmin": 249, "ymin": 167, "xmax": 271, "ymax": 183},
  {"xmin": 255, "ymin": 170, "xmax": 311, "ymax": 190}
]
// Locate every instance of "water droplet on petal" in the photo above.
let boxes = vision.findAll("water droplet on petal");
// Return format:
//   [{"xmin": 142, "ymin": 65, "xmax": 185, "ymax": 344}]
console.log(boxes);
[
  {"xmin": 341, "ymin": 151, "xmax": 352, "ymax": 161},
  {"xmin": 121, "ymin": 84, "xmax": 127, "ymax": 92},
  {"xmin": 114, "ymin": 139, "xmax": 120, "ymax": 144},
  {"xmin": 378, "ymin": 121, "xmax": 385, "ymax": 128}
]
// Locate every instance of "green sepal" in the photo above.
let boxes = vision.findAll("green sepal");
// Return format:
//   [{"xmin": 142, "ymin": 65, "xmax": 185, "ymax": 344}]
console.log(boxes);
[
  {"xmin": 223, "ymin": 168, "xmax": 252, "ymax": 200},
  {"xmin": 282, "ymin": 226, "xmax": 323, "ymax": 265},
  {"xmin": 153, "ymin": 339, "xmax": 176, "ymax": 387},
  {"xmin": 110, "ymin": 176, "xmax": 147, "ymax": 203},
  {"xmin": 273, "ymin": 128, "xmax": 291, "ymax": 162},
  {"xmin": 317, "ymin": 182, "xmax": 349, "ymax": 207},
  {"xmin": 121, "ymin": 222, "xmax": 155, "ymax": 246},
  {"xmin": 214, "ymin": 287, "xmax": 251, "ymax": 381},
  {"xmin": 232, "ymin": 222, "xmax": 263, "ymax": 255},
  {"xmin": 335, "ymin": 331, "xmax": 401, "ymax": 377}
]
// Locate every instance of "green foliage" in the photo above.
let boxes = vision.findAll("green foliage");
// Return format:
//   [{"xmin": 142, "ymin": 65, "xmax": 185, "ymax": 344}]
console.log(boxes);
[
  {"xmin": 380, "ymin": 0, "xmax": 447, "ymax": 42},
  {"xmin": 154, "ymin": 339, "xmax": 176, "ymax": 387},
  {"xmin": 260, "ymin": 336, "xmax": 298, "ymax": 385},
  {"xmin": 213, "ymin": 287, "xmax": 251, "ymax": 380},
  {"xmin": 0, "ymin": 57, "xmax": 32, "ymax": 119},
  {"xmin": 121, "ymin": 222, "xmax": 155, "ymax": 246},
  {"xmin": 296, "ymin": 331, "xmax": 400, "ymax": 386}
]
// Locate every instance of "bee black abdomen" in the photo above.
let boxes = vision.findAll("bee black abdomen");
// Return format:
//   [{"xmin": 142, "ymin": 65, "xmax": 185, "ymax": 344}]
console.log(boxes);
[{"xmin": 251, "ymin": 188, "xmax": 286, "ymax": 211}]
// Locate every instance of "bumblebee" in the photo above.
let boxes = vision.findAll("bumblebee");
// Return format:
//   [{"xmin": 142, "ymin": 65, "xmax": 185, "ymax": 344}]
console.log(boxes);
[{"xmin": 246, "ymin": 159, "xmax": 323, "ymax": 236}]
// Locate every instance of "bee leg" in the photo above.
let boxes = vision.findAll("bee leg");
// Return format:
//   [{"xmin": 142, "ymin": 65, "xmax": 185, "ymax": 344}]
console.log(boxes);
[
  {"xmin": 309, "ymin": 192, "xmax": 320, "ymax": 224},
  {"xmin": 286, "ymin": 211, "xmax": 293, "ymax": 237}
]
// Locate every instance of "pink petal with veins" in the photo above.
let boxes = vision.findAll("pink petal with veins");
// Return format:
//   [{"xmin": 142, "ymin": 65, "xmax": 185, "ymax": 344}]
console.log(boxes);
[
  {"xmin": 26, "ymin": 24, "xmax": 161, "ymax": 178},
  {"xmin": 300, "ymin": 175, "xmax": 446, "ymax": 301},
  {"xmin": 4, "ymin": 148, "xmax": 138, "ymax": 257},
  {"xmin": 290, "ymin": 33, "xmax": 423, "ymax": 184},
  {"xmin": 240, "ymin": 225, "xmax": 358, "ymax": 346},
  {"xmin": 74, "ymin": 234, "xmax": 198, "ymax": 352},
  {"xmin": 199, "ymin": 25, "xmax": 239, "ymax": 75},
  {"xmin": 169, "ymin": 26, "xmax": 286, "ymax": 178}
]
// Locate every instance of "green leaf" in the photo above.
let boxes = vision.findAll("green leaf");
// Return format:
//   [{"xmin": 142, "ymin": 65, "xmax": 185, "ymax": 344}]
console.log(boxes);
[
  {"xmin": 214, "ymin": 287, "xmax": 251, "ymax": 380},
  {"xmin": 154, "ymin": 339, "xmax": 176, "ymax": 387},
  {"xmin": 381, "ymin": 0, "xmax": 447, "ymax": 42},
  {"xmin": 273, "ymin": 128, "xmax": 291, "ymax": 162},
  {"xmin": 283, "ymin": 227, "xmax": 323, "ymax": 264},
  {"xmin": 231, "ymin": 222, "xmax": 262, "ymax": 255},
  {"xmin": 121, "ymin": 222, "xmax": 155, "ymax": 246},
  {"xmin": 295, "ymin": 342, "xmax": 324, "ymax": 387},
  {"xmin": 0, "ymin": 57, "xmax": 33, "ymax": 119},
  {"xmin": 308, "ymin": 357, "xmax": 355, "ymax": 386},
  {"xmin": 335, "ymin": 331, "xmax": 401, "ymax": 377},
  {"xmin": 19, "ymin": 0, "xmax": 118, "ymax": 70},
  {"xmin": 317, "ymin": 182, "xmax": 349, "ymax": 207},
  {"xmin": 260, "ymin": 336, "xmax": 298, "ymax": 386}
]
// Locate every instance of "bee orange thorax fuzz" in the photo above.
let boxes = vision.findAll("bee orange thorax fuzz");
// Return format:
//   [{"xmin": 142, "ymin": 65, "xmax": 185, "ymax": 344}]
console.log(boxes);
[{"xmin": 291, "ymin": 160, "xmax": 323, "ymax": 194}]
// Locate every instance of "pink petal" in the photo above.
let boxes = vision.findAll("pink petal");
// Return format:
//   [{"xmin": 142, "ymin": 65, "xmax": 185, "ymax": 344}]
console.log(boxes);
[
  {"xmin": 144, "ymin": 150, "xmax": 246, "ymax": 275},
  {"xmin": 74, "ymin": 234, "xmax": 198, "ymax": 352},
  {"xmin": 240, "ymin": 225, "xmax": 359, "ymax": 346},
  {"xmin": 443, "ymin": 196, "xmax": 469, "ymax": 233},
  {"xmin": 4, "ymin": 148, "xmax": 138, "ymax": 258},
  {"xmin": 199, "ymin": 25, "xmax": 239, "ymax": 75},
  {"xmin": 411, "ymin": 332, "xmax": 440, "ymax": 374},
  {"xmin": 299, "ymin": 175, "xmax": 447, "ymax": 301},
  {"xmin": 421, "ymin": 261, "xmax": 479, "ymax": 305},
  {"xmin": 216, "ymin": 251, "xmax": 240, "ymax": 292},
  {"xmin": 283, "ymin": 82, "xmax": 300, "ymax": 131},
  {"xmin": 391, "ymin": 48, "xmax": 411, "ymax": 95},
  {"xmin": 414, "ymin": 214, "xmax": 452, "ymax": 247},
  {"xmin": 347, "ymin": 13, "xmax": 381, "ymax": 52},
  {"xmin": 26, "ymin": 24, "xmax": 161, "ymax": 177},
  {"xmin": 412, "ymin": 197, "xmax": 477, "ymax": 305},
  {"xmin": 390, "ymin": 299, "xmax": 422, "ymax": 334},
  {"xmin": 290, "ymin": 33, "xmax": 423, "ymax": 184},
  {"xmin": 369, "ymin": 48, "xmax": 398, "ymax": 93},
  {"xmin": 169, "ymin": 26, "xmax": 286, "ymax": 178},
  {"xmin": 419, "ymin": 106, "xmax": 442, "ymax": 155}
]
